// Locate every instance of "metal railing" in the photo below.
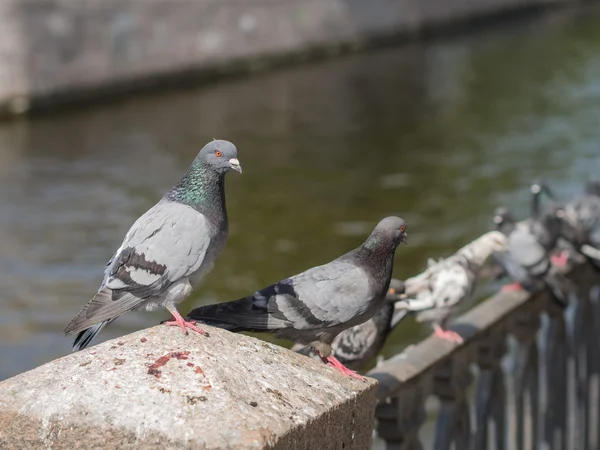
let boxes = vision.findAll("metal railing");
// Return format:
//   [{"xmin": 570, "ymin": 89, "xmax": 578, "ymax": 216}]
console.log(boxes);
[{"xmin": 368, "ymin": 263, "xmax": 600, "ymax": 450}]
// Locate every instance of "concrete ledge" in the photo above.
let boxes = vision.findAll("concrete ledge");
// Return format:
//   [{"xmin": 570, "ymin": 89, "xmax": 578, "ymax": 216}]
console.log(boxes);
[
  {"xmin": 0, "ymin": 326, "xmax": 377, "ymax": 449},
  {"xmin": 0, "ymin": 0, "xmax": 578, "ymax": 115}
]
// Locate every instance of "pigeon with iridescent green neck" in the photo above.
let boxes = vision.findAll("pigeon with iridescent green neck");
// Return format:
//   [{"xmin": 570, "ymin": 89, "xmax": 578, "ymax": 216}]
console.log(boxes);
[{"xmin": 64, "ymin": 140, "xmax": 242, "ymax": 351}]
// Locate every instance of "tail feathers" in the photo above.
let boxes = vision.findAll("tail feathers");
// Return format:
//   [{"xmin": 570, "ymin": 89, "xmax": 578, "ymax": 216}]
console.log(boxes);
[
  {"xmin": 72, "ymin": 319, "xmax": 113, "ymax": 352},
  {"xmin": 187, "ymin": 295, "xmax": 288, "ymax": 333}
]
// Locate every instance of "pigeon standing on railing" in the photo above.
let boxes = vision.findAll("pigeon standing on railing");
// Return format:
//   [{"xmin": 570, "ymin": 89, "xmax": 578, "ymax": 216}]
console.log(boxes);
[
  {"xmin": 186, "ymin": 217, "xmax": 408, "ymax": 381},
  {"xmin": 491, "ymin": 184, "xmax": 573, "ymax": 306},
  {"xmin": 291, "ymin": 279, "xmax": 407, "ymax": 371},
  {"xmin": 64, "ymin": 140, "xmax": 242, "ymax": 351},
  {"xmin": 559, "ymin": 180, "xmax": 600, "ymax": 267},
  {"xmin": 394, "ymin": 231, "xmax": 508, "ymax": 344}
]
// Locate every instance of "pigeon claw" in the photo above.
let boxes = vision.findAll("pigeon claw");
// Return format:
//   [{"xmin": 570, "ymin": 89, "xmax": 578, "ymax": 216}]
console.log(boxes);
[
  {"xmin": 325, "ymin": 355, "xmax": 366, "ymax": 382},
  {"xmin": 163, "ymin": 310, "xmax": 209, "ymax": 337},
  {"xmin": 550, "ymin": 250, "xmax": 569, "ymax": 267},
  {"xmin": 501, "ymin": 282, "xmax": 524, "ymax": 293},
  {"xmin": 432, "ymin": 325, "xmax": 463, "ymax": 344}
]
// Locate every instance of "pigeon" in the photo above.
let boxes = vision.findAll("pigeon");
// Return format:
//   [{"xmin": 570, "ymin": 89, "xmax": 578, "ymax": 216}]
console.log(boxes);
[
  {"xmin": 186, "ymin": 216, "xmax": 408, "ymax": 381},
  {"xmin": 395, "ymin": 231, "xmax": 508, "ymax": 344},
  {"xmin": 491, "ymin": 187, "xmax": 572, "ymax": 306},
  {"xmin": 64, "ymin": 140, "xmax": 242, "ymax": 351},
  {"xmin": 559, "ymin": 180, "xmax": 600, "ymax": 266},
  {"xmin": 291, "ymin": 279, "xmax": 407, "ymax": 371}
]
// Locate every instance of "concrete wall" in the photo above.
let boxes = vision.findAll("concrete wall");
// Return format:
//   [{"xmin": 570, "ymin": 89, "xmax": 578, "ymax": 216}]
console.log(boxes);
[
  {"xmin": 0, "ymin": 0, "xmax": 577, "ymax": 114},
  {"xmin": 0, "ymin": 325, "xmax": 377, "ymax": 449}
]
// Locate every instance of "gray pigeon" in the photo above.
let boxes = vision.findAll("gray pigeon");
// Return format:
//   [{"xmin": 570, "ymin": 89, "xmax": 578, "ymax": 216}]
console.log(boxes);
[
  {"xmin": 559, "ymin": 180, "xmax": 600, "ymax": 266},
  {"xmin": 64, "ymin": 140, "xmax": 242, "ymax": 351},
  {"xmin": 491, "ymin": 188, "xmax": 572, "ymax": 306},
  {"xmin": 291, "ymin": 279, "xmax": 407, "ymax": 371},
  {"xmin": 396, "ymin": 231, "xmax": 508, "ymax": 343},
  {"xmin": 187, "ymin": 216, "xmax": 408, "ymax": 380}
]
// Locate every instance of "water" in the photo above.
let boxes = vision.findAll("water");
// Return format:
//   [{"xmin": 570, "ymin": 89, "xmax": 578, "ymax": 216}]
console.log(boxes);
[{"xmin": 2, "ymin": 5, "xmax": 600, "ymax": 382}]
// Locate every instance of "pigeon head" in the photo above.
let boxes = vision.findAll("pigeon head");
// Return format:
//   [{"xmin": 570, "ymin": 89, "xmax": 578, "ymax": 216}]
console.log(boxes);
[
  {"xmin": 195, "ymin": 140, "xmax": 242, "ymax": 174},
  {"xmin": 493, "ymin": 207, "xmax": 513, "ymax": 227},
  {"xmin": 585, "ymin": 179, "xmax": 600, "ymax": 197},
  {"xmin": 165, "ymin": 139, "xmax": 241, "ymax": 209},
  {"xmin": 364, "ymin": 216, "xmax": 408, "ymax": 250},
  {"xmin": 465, "ymin": 231, "xmax": 508, "ymax": 265}
]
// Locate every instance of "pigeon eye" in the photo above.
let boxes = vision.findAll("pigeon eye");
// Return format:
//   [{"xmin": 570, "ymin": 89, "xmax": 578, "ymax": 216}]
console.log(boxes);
[
  {"xmin": 215, "ymin": 150, "xmax": 222, "ymax": 157},
  {"xmin": 399, "ymin": 224, "xmax": 406, "ymax": 232}
]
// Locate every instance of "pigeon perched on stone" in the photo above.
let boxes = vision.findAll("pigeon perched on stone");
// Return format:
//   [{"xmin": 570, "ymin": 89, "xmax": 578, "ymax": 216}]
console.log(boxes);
[
  {"xmin": 492, "ymin": 187, "xmax": 572, "ymax": 306},
  {"xmin": 291, "ymin": 279, "xmax": 407, "ymax": 371},
  {"xmin": 64, "ymin": 140, "xmax": 242, "ymax": 351},
  {"xmin": 395, "ymin": 231, "xmax": 508, "ymax": 344},
  {"xmin": 187, "ymin": 216, "xmax": 408, "ymax": 381}
]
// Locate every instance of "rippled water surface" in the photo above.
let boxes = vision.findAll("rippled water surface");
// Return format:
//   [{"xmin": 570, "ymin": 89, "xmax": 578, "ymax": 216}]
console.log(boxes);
[{"xmin": 2, "ymin": 6, "xmax": 600, "ymax": 381}]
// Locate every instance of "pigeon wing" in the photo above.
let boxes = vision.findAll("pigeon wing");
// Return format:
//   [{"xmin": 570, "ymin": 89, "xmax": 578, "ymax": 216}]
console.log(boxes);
[
  {"xmin": 188, "ymin": 260, "xmax": 372, "ymax": 331},
  {"xmin": 65, "ymin": 201, "xmax": 211, "ymax": 334}
]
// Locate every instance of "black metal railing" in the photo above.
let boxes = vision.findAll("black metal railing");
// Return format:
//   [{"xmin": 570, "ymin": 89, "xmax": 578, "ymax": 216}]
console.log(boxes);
[{"xmin": 369, "ymin": 263, "xmax": 600, "ymax": 450}]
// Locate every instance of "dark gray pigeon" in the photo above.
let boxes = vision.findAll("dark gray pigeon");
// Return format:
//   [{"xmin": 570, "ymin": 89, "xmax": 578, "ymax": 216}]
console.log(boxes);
[
  {"xmin": 64, "ymin": 140, "xmax": 242, "ymax": 351},
  {"xmin": 187, "ymin": 216, "xmax": 408, "ymax": 380},
  {"xmin": 397, "ymin": 231, "xmax": 508, "ymax": 344},
  {"xmin": 559, "ymin": 180, "xmax": 600, "ymax": 267},
  {"xmin": 492, "ymin": 186, "xmax": 572, "ymax": 306},
  {"xmin": 291, "ymin": 279, "xmax": 406, "ymax": 371}
]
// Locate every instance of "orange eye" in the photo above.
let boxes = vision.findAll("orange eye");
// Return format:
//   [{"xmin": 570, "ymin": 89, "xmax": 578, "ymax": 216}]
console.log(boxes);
[
  {"xmin": 400, "ymin": 224, "xmax": 406, "ymax": 232},
  {"xmin": 215, "ymin": 150, "xmax": 222, "ymax": 157}
]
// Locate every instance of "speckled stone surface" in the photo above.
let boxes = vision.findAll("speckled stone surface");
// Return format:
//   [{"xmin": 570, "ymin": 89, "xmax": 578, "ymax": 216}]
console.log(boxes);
[{"xmin": 0, "ymin": 325, "xmax": 377, "ymax": 449}]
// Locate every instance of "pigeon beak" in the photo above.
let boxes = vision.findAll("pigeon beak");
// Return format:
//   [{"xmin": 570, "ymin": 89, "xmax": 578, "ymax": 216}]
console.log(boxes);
[
  {"xmin": 401, "ymin": 233, "xmax": 408, "ymax": 245},
  {"xmin": 228, "ymin": 158, "xmax": 242, "ymax": 174}
]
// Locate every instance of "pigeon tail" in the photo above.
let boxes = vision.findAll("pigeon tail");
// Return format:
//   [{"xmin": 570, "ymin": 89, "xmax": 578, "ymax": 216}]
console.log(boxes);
[
  {"xmin": 186, "ymin": 296, "xmax": 281, "ymax": 332},
  {"xmin": 72, "ymin": 320, "xmax": 112, "ymax": 352}
]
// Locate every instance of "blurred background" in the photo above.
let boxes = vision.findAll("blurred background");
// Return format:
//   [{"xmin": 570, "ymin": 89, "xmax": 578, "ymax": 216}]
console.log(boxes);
[{"xmin": 1, "ymin": 1, "xmax": 600, "ymax": 385}]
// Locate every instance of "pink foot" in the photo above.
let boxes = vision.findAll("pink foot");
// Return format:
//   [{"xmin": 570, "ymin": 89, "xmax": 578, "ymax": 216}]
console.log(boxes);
[
  {"xmin": 501, "ymin": 282, "xmax": 524, "ymax": 292},
  {"xmin": 325, "ymin": 355, "xmax": 366, "ymax": 382},
  {"xmin": 433, "ymin": 324, "xmax": 463, "ymax": 344},
  {"xmin": 550, "ymin": 251, "xmax": 568, "ymax": 267},
  {"xmin": 163, "ymin": 310, "xmax": 209, "ymax": 337}
]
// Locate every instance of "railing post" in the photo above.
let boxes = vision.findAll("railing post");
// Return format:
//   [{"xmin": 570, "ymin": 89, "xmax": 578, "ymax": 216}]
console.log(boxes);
[
  {"xmin": 474, "ymin": 332, "xmax": 507, "ymax": 450},
  {"xmin": 589, "ymin": 285, "xmax": 600, "ymax": 449},
  {"xmin": 375, "ymin": 385, "xmax": 427, "ymax": 450},
  {"xmin": 512, "ymin": 309, "xmax": 541, "ymax": 450},
  {"xmin": 540, "ymin": 302, "xmax": 568, "ymax": 450},
  {"xmin": 566, "ymin": 284, "xmax": 592, "ymax": 450},
  {"xmin": 433, "ymin": 353, "xmax": 473, "ymax": 450}
]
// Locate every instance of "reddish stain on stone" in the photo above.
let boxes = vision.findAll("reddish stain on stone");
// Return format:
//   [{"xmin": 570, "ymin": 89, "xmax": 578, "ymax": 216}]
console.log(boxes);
[
  {"xmin": 193, "ymin": 365, "xmax": 212, "ymax": 389},
  {"xmin": 187, "ymin": 362, "xmax": 194, "ymax": 367},
  {"xmin": 118, "ymin": 342, "xmax": 125, "ymax": 346},
  {"xmin": 106, "ymin": 367, "xmax": 116, "ymax": 372},
  {"xmin": 147, "ymin": 351, "xmax": 191, "ymax": 378},
  {"xmin": 148, "ymin": 368, "xmax": 162, "ymax": 378},
  {"xmin": 140, "ymin": 338, "xmax": 147, "ymax": 343}
]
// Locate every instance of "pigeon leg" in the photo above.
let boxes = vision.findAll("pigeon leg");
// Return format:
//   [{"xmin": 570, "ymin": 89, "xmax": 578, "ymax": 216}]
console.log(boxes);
[
  {"xmin": 432, "ymin": 324, "xmax": 463, "ymax": 344},
  {"xmin": 550, "ymin": 250, "xmax": 569, "ymax": 267},
  {"xmin": 325, "ymin": 355, "xmax": 366, "ymax": 382},
  {"xmin": 163, "ymin": 307, "xmax": 209, "ymax": 337},
  {"xmin": 501, "ymin": 282, "xmax": 524, "ymax": 292},
  {"xmin": 314, "ymin": 350, "xmax": 365, "ymax": 381}
]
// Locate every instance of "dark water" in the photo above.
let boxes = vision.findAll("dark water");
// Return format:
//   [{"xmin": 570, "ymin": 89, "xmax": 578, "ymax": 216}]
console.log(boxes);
[{"xmin": 2, "ymin": 6, "xmax": 600, "ymax": 381}]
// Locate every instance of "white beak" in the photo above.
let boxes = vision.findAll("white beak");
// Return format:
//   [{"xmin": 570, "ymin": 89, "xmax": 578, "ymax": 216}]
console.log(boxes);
[{"xmin": 228, "ymin": 158, "xmax": 242, "ymax": 174}]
